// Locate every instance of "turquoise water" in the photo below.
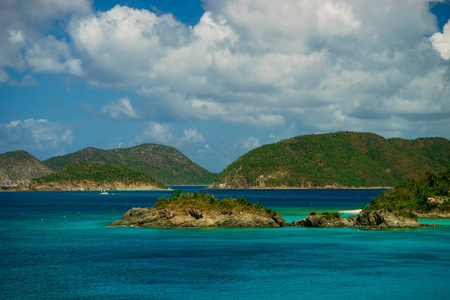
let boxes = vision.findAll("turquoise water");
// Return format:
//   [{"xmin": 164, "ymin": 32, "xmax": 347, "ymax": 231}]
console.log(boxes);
[{"xmin": 1, "ymin": 188, "xmax": 449, "ymax": 299}]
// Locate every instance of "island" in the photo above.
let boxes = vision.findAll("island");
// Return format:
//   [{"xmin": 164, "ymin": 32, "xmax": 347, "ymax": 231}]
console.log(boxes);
[
  {"xmin": 16, "ymin": 162, "xmax": 168, "ymax": 191},
  {"xmin": 212, "ymin": 132, "xmax": 449, "ymax": 189},
  {"xmin": 109, "ymin": 190, "xmax": 288, "ymax": 228},
  {"xmin": 110, "ymin": 170, "xmax": 448, "ymax": 229},
  {"xmin": 294, "ymin": 168, "xmax": 449, "ymax": 228}
]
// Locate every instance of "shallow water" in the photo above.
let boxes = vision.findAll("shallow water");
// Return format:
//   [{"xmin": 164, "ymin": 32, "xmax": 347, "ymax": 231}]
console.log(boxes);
[{"xmin": 1, "ymin": 188, "xmax": 449, "ymax": 299}]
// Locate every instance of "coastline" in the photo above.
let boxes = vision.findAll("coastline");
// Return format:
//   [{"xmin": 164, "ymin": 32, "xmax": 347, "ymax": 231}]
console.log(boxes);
[
  {"xmin": 338, "ymin": 209, "xmax": 363, "ymax": 214},
  {"xmin": 208, "ymin": 185, "xmax": 391, "ymax": 190}
]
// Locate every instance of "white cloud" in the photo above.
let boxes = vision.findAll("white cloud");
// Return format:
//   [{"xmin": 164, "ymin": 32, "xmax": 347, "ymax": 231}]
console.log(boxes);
[
  {"xmin": 135, "ymin": 122, "xmax": 174, "ymax": 145},
  {"xmin": 101, "ymin": 97, "xmax": 139, "ymax": 120},
  {"xmin": 62, "ymin": 0, "xmax": 449, "ymax": 135},
  {"xmin": 430, "ymin": 21, "xmax": 450, "ymax": 60},
  {"xmin": 234, "ymin": 137, "xmax": 261, "ymax": 152},
  {"xmin": 135, "ymin": 123, "xmax": 208, "ymax": 148},
  {"xmin": 0, "ymin": 119, "xmax": 73, "ymax": 152},
  {"xmin": 2, "ymin": 0, "xmax": 450, "ymax": 138},
  {"xmin": 177, "ymin": 128, "xmax": 206, "ymax": 146},
  {"xmin": 316, "ymin": 1, "xmax": 360, "ymax": 35},
  {"xmin": 25, "ymin": 36, "xmax": 82, "ymax": 75},
  {"xmin": 0, "ymin": 0, "xmax": 90, "ymax": 73},
  {"xmin": 69, "ymin": 5, "xmax": 191, "ymax": 87}
]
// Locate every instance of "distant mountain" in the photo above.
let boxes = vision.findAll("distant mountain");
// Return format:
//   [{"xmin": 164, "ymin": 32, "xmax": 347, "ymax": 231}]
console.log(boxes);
[
  {"xmin": 44, "ymin": 144, "xmax": 216, "ymax": 185},
  {"xmin": 24, "ymin": 162, "xmax": 167, "ymax": 191},
  {"xmin": 212, "ymin": 132, "xmax": 450, "ymax": 189},
  {"xmin": 0, "ymin": 150, "xmax": 53, "ymax": 186}
]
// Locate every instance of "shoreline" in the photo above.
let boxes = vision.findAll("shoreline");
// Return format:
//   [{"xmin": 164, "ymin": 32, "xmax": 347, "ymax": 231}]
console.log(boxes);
[
  {"xmin": 208, "ymin": 186, "xmax": 390, "ymax": 190},
  {"xmin": 338, "ymin": 209, "xmax": 363, "ymax": 214}
]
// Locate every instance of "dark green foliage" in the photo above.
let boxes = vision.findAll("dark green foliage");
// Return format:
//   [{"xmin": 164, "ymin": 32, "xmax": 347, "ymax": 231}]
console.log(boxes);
[
  {"xmin": 321, "ymin": 212, "xmax": 341, "ymax": 219},
  {"xmin": 215, "ymin": 132, "xmax": 449, "ymax": 188},
  {"xmin": 33, "ymin": 162, "xmax": 166, "ymax": 188},
  {"xmin": 364, "ymin": 169, "xmax": 450, "ymax": 217},
  {"xmin": 43, "ymin": 144, "xmax": 216, "ymax": 185},
  {"xmin": 155, "ymin": 190, "xmax": 277, "ymax": 215}
]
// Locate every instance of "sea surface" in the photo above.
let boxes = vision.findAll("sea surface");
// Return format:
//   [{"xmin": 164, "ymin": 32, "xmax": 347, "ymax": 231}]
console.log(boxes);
[{"xmin": 1, "ymin": 187, "xmax": 449, "ymax": 299}]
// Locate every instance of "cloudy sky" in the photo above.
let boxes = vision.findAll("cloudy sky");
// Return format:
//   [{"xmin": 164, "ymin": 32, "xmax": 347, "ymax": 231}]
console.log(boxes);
[{"xmin": 1, "ymin": 0, "xmax": 450, "ymax": 172}]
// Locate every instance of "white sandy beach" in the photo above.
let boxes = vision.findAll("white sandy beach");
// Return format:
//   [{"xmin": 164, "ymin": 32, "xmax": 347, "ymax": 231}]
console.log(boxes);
[{"xmin": 339, "ymin": 209, "xmax": 362, "ymax": 214}]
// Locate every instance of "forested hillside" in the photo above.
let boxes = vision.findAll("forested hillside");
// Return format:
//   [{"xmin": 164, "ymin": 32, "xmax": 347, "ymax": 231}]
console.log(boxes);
[
  {"xmin": 212, "ymin": 132, "xmax": 450, "ymax": 188},
  {"xmin": 44, "ymin": 144, "xmax": 216, "ymax": 185}
]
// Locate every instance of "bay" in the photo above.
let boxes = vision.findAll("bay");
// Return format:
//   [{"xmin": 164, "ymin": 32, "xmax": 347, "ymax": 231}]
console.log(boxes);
[{"xmin": 1, "ymin": 188, "xmax": 449, "ymax": 299}]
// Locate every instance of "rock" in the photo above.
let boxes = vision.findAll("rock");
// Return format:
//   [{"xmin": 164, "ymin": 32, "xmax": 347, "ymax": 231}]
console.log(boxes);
[
  {"xmin": 355, "ymin": 210, "xmax": 429, "ymax": 228},
  {"xmin": 109, "ymin": 206, "xmax": 288, "ymax": 228},
  {"xmin": 293, "ymin": 210, "xmax": 433, "ymax": 229},
  {"xmin": 294, "ymin": 213, "xmax": 355, "ymax": 228}
]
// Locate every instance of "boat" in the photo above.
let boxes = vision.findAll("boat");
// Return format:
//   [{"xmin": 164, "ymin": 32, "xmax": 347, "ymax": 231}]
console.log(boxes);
[{"xmin": 100, "ymin": 186, "xmax": 109, "ymax": 195}]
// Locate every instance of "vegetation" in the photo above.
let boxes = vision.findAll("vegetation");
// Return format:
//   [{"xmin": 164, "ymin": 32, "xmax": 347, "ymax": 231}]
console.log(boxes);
[
  {"xmin": 33, "ymin": 162, "xmax": 166, "ymax": 188},
  {"xmin": 43, "ymin": 144, "xmax": 216, "ymax": 185},
  {"xmin": 309, "ymin": 211, "xmax": 341, "ymax": 219},
  {"xmin": 214, "ymin": 132, "xmax": 449, "ymax": 188},
  {"xmin": 155, "ymin": 189, "xmax": 278, "ymax": 216},
  {"xmin": 0, "ymin": 150, "xmax": 53, "ymax": 186},
  {"xmin": 364, "ymin": 169, "xmax": 450, "ymax": 218}
]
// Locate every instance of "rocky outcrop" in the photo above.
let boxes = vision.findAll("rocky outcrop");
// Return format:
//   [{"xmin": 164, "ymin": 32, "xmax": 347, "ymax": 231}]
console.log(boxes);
[
  {"xmin": 110, "ymin": 206, "xmax": 436, "ymax": 229},
  {"xmin": 294, "ymin": 210, "xmax": 436, "ymax": 229},
  {"xmin": 109, "ymin": 206, "xmax": 288, "ymax": 228},
  {"xmin": 294, "ymin": 214, "xmax": 357, "ymax": 227},
  {"xmin": 408, "ymin": 211, "xmax": 450, "ymax": 219},
  {"xmin": 355, "ymin": 210, "xmax": 435, "ymax": 228}
]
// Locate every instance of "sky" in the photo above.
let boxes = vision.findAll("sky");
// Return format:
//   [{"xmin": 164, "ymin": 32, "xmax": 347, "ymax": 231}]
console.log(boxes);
[{"xmin": 1, "ymin": 0, "xmax": 450, "ymax": 173}]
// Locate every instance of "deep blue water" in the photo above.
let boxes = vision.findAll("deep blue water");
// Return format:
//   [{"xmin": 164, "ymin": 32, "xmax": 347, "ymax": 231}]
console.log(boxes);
[{"xmin": 1, "ymin": 188, "xmax": 449, "ymax": 299}]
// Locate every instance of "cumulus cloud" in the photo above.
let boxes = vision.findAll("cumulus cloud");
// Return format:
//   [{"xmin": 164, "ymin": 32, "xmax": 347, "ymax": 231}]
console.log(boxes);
[
  {"xmin": 0, "ymin": 119, "xmax": 73, "ymax": 152},
  {"xmin": 135, "ymin": 122, "xmax": 208, "ymax": 147},
  {"xmin": 25, "ymin": 36, "xmax": 82, "ymax": 75},
  {"xmin": 2, "ymin": 0, "xmax": 450, "ymax": 138},
  {"xmin": 0, "ymin": 0, "xmax": 90, "ymax": 78},
  {"xmin": 177, "ymin": 128, "xmax": 206, "ymax": 146},
  {"xmin": 135, "ymin": 122, "xmax": 174, "ymax": 145},
  {"xmin": 431, "ymin": 21, "xmax": 450, "ymax": 60},
  {"xmin": 101, "ymin": 97, "xmax": 139, "ymax": 120},
  {"xmin": 61, "ymin": 0, "xmax": 449, "ymax": 135}
]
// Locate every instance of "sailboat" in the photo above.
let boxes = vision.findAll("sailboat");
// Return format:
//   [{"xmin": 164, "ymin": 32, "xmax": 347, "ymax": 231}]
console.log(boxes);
[{"xmin": 100, "ymin": 186, "xmax": 109, "ymax": 195}]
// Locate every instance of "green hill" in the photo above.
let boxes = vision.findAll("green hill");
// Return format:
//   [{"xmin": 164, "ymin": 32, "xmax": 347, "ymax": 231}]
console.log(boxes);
[
  {"xmin": 43, "ymin": 144, "xmax": 216, "ymax": 185},
  {"xmin": 30, "ymin": 162, "xmax": 166, "ymax": 191},
  {"xmin": 364, "ymin": 168, "xmax": 449, "ymax": 218},
  {"xmin": 0, "ymin": 150, "xmax": 53, "ymax": 186},
  {"xmin": 212, "ymin": 132, "xmax": 450, "ymax": 188}
]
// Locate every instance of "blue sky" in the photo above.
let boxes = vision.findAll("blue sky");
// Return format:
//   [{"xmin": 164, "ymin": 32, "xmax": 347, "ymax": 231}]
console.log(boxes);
[{"xmin": 1, "ymin": 0, "xmax": 450, "ymax": 173}]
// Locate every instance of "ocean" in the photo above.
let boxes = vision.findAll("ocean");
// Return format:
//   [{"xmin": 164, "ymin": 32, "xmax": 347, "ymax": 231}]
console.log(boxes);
[{"xmin": 1, "ymin": 187, "xmax": 449, "ymax": 299}]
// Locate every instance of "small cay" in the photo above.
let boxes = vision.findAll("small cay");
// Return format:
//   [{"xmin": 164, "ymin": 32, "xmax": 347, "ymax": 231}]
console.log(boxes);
[
  {"xmin": 109, "ymin": 188, "xmax": 439, "ymax": 229},
  {"xmin": 109, "ymin": 190, "xmax": 288, "ymax": 228}
]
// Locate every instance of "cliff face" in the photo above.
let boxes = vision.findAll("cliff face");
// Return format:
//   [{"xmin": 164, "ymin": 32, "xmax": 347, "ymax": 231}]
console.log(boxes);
[
  {"xmin": 0, "ymin": 151, "xmax": 53, "ymax": 186},
  {"xmin": 109, "ymin": 206, "xmax": 288, "ymax": 228}
]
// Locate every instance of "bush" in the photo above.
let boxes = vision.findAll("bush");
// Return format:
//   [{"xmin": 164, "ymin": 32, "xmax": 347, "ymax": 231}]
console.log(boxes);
[{"xmin": 321, "ymin": 212, "xmax": 341, "ymax": 219}]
